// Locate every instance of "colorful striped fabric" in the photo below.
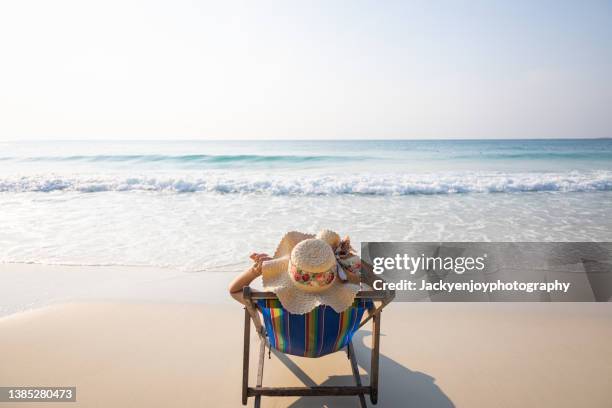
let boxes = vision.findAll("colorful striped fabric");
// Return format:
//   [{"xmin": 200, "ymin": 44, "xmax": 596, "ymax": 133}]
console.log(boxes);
[{"xmin": 257, "ymin": 299, "xmax": 373, "ymax": 358}]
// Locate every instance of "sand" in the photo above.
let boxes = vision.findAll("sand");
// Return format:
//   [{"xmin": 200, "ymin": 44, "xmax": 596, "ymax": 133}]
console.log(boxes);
[
  {"xmin": 2, "ymin": 299, "xmax": 612, "ymax": 407},
  {"xmin": 0, "ymin": 263, "xmax": 239, "ymax": 317}
]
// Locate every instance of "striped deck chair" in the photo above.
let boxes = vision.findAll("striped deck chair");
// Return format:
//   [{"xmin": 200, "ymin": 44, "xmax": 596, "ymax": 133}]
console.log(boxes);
[{"xmin": 242, "ymin": 286, "xmax": 394, "ymax": 408}]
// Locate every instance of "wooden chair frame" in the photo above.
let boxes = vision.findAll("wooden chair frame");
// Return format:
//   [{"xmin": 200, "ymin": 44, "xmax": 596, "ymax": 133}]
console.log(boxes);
[{"xmin": 241, "ymin": 286, "xmax": 394, "ymax": 408}]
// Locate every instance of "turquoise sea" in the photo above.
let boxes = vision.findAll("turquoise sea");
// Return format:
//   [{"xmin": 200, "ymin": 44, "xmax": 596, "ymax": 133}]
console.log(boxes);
[{"xmin": 1, "ymin": 139, "xmax": 611, "ymax": 271}]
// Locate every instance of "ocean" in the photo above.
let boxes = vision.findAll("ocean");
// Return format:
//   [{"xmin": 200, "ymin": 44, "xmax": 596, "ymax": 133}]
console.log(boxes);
[{"xmin": 1, "ymin": 139, "xmax": 611, "ymax": 272}]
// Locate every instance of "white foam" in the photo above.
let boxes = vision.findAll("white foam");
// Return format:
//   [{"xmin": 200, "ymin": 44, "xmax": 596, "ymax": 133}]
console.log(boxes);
[{"xmin": 1, "ymin": 171, "xmax": 611, "ymax": 195}]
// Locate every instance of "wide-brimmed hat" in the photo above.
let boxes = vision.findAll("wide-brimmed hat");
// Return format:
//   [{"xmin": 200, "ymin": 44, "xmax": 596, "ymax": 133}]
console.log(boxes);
[{"xmin": 261, "ymin": 230, "xmax": 361, "ymax": 314}]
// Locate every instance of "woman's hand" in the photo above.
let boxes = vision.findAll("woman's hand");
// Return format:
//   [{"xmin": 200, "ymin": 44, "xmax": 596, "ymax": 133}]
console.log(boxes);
[
  {"xmin": 249, "ymin": 252, "xmax": 271, "ymax": 263},
  {"xmin": 228, "ymin": 252, "xmax": 272, "ymax": 302},
  {"xmin": 249, "ymin": 252, "xmax": 272, "ymax": 276}
]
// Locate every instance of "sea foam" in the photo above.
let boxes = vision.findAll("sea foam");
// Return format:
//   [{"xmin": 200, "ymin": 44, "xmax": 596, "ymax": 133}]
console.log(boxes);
[{"xmin": 1, "ymin": 171, "xmax": 611, "ymax": 195}]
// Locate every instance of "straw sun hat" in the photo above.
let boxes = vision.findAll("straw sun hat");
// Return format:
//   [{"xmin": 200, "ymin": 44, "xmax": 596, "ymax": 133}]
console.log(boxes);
[{"xmin": 261, "ymin": 230, "xmax": 361, "ymax": 314}]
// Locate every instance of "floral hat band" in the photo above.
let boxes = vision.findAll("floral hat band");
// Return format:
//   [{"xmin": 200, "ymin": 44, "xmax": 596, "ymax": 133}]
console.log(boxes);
[{"xmin": 290, "ymin": 259, "xmax": 337, "ymax": 289}]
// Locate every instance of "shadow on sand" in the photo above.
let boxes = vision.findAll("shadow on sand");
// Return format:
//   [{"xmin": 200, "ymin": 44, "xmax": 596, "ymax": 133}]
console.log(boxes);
[{"xmin": 274, "ymin": 330, "xmax": 454, "ymax": 408}]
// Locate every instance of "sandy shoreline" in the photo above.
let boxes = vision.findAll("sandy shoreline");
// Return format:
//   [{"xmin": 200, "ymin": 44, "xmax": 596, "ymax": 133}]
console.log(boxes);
[
  {"xmin": 0, "ymin": 263, "xmax": 243, "ymax": 317},
  {"xmin": 2, "ymin": 299, "xmax": 611, "ymax": 407}
]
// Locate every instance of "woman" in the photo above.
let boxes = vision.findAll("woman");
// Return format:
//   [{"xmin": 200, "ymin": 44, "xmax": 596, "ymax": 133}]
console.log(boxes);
[{"xmin": 228, "ymin": 229, "xmax": 364, "ymax": 313}]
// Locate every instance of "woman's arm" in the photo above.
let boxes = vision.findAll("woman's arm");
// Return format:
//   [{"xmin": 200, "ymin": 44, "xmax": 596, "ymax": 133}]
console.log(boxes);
[{"xmin": 228, "ymin": 253, "xmax": 270, "ymax": 304}]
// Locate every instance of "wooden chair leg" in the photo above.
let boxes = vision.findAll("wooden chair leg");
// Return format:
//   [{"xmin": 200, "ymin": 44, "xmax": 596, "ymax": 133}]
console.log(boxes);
[
  {"xmin": 348, "ymin": 342, "xmax": 367, "ymax": 408},
  {"xmin": 254, "ymin": 339, "xmax": 265, "ymax": 408},
  {"xmin": 242, "ymin": 308, "xmax": 250, "ymax": 405},
  {"xmin": 370, "ymin": 312, "xmax": 380, "ymax": 404}
]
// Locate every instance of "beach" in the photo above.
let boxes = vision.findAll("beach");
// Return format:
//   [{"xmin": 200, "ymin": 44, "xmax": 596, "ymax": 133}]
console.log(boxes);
[
  {"xmin": 1, "ymin": 264, "xmax": 611, "ymax": 407},
  {"xmin": 3, "ymin": 0, "xmax": 612, "ymax": 405},
  {"xmin": 2, "ymin": 263, "xmax": 612, "ymax": 407},
  {"xmin": 2, "ymin": 139, "xmax": 612, "ymax": 406}
]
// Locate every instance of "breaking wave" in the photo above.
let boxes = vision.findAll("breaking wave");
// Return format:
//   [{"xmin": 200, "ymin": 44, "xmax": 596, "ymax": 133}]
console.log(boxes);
[{"xmin": 1, "ymin": 171, "xmax": 611, "ymax": 195}]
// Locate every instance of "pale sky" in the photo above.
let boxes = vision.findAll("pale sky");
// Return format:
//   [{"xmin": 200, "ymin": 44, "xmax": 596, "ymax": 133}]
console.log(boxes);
[{"xmin": 0, "ymin": 0, "xmax": 611, "ymax": 140}]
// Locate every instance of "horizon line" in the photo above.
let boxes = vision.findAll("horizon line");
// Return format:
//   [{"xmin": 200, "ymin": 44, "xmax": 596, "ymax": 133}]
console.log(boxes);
[{"xmin": 1, "ymin": 137, "xmax": 611, "ymax": 143}]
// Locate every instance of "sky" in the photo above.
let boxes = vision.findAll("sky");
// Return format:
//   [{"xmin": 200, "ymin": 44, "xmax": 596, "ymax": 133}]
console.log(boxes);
[{"xmin": 0, "ymin": 0, "xmax": 611, "ymax": 140}]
